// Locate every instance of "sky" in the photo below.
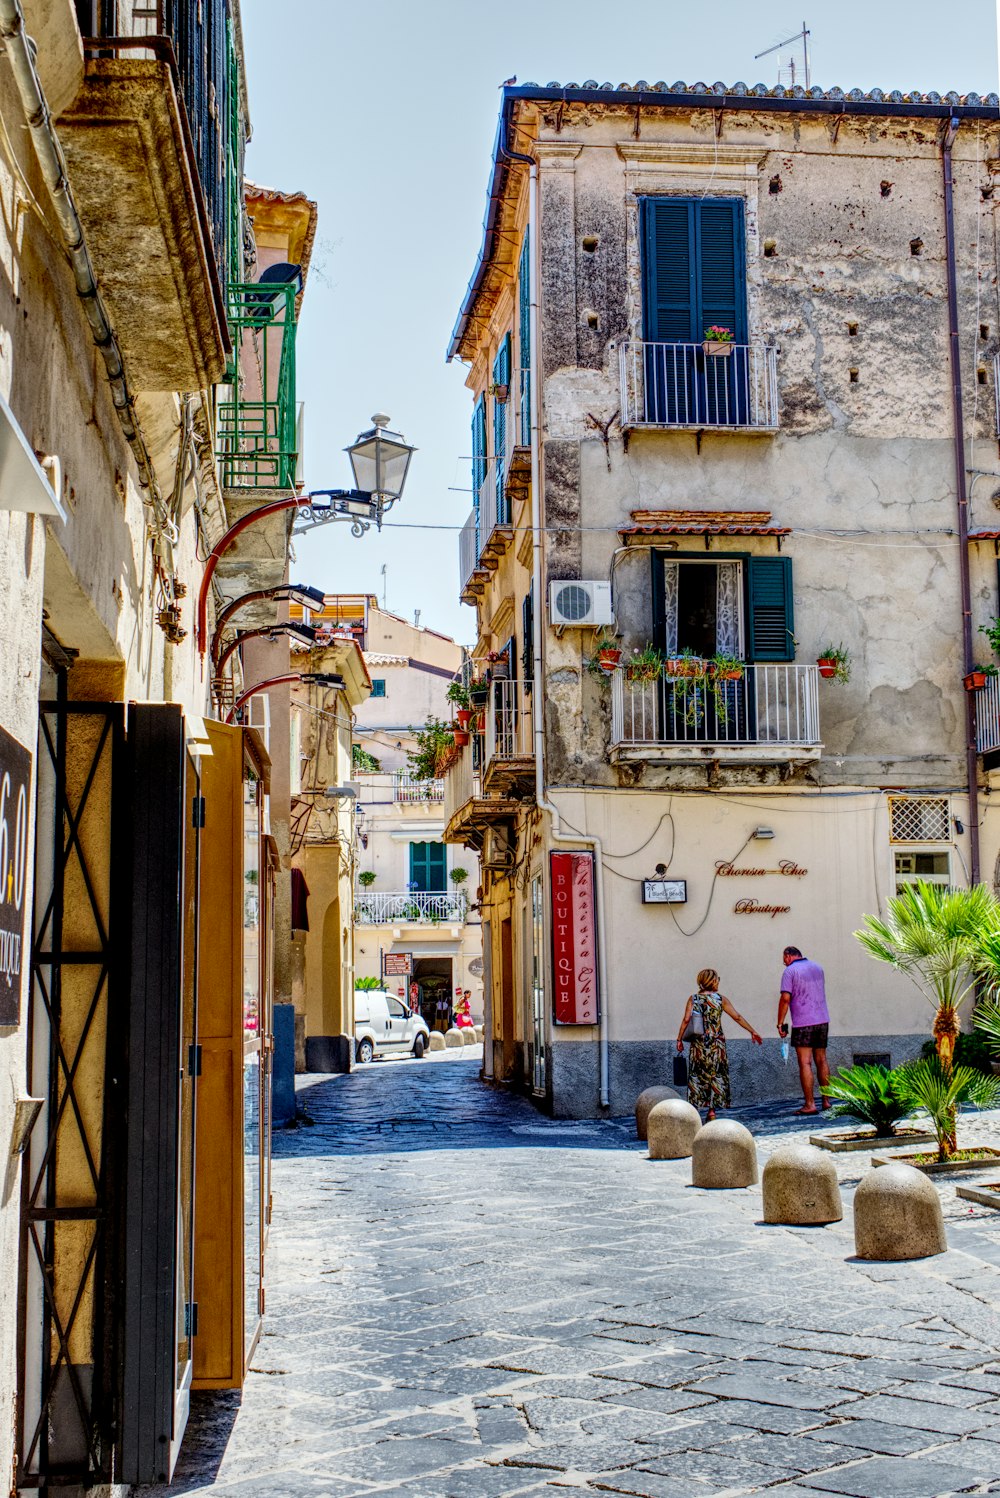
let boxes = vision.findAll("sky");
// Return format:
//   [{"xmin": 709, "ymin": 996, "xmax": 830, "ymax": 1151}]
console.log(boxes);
[{"xmin": 240, "ymin": 0, "xmax": 999, "ymax": 647}]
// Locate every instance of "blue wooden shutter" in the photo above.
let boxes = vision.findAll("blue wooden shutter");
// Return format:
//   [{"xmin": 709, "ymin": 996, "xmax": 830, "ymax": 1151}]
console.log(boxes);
[
  {"xmin": 642, "ymin": 198, "xmax": 696, "ymax": 341},
  {"xmin": 472, "ymin": 394, "xmax": 486, "ymax": 550},
  {"xmin": 493, "ymin": 334, "xmax": 511, "ymax": 518},
  {"xmin": 747, "ymin": 558, "xmax": 795, "ymax": 662},
  {"xmin": 518, "ymin": 231, "xmax": 530, "ymax": 441},
  {"xmin": 698, "ymin": 199, "xmax": 746, "ymax": 342}
]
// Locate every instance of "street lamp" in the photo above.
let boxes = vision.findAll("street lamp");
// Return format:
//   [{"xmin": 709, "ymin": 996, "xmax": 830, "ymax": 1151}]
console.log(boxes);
[
  {"xmin": 213, "ymin": 621, "xmax": 318, "ymax": 681},
  {"xmin": 294, "ymin": 414, "xmax": 416, "ymax": 537}
]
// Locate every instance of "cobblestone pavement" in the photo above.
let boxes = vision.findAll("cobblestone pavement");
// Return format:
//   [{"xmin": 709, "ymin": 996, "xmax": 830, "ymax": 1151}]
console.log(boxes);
[{"xmin": 151, "ymin": 1055, "xmax": 1000, "ymax": 1498}]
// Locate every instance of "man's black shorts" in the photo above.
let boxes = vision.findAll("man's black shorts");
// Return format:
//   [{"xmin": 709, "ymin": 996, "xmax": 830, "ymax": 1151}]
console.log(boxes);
[{"xmin": 791, "ymin": 1022, "xmax": 829, "ymax": 1050}]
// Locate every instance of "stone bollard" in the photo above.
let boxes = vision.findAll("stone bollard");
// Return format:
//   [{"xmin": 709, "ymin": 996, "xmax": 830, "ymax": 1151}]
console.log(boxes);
[
  {"xmin": 444, "ymin": 1027, "xmax": 465, "ymax": 1048},
  {"xmin": 461, "ymin": 1027, "xmax": 478, "ymax": 1046},
  {"xmin": 473, "ymin": 1025, "xmax": 483, "ymax": 1042},
  {"xmin": 691, "ymin": 1119, "xmax": 758, "ymax": 1189},
  {"xmin": 635, "ymin": 1085, "xmax": 679, "ymax": 1141},
  {"xmin": 647, "ymin": 1099, "xmax": 702, "ymax": 1160},
  {"xmin": 428, "ymin": 1031, "xmax": 447, "ymax": 1052},
  {"xmin": 762, "ymin": 1144, "xmax": 843, "ymax": 1225},
  {"xmin": 853, "ymin": 1163, "xmax": 947, "ymax": 1261}
]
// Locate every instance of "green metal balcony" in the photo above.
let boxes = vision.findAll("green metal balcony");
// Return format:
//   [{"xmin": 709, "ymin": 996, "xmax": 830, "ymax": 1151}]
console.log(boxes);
[{"xmin": 217, "ymin": 281, "xmax": 297, "ymax": 493}]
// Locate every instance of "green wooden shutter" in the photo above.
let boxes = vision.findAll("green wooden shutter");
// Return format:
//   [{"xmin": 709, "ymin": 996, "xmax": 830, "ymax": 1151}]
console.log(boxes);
[
  {"xmin": 472, "ymin": 395, "xmax": 486, "ymax": 550},
  {"xmin": 493, "ymin": 334, "xmax": 511, "ymax": 517},
  {"xmin": 747, "ymin": 558, "xmax": 795, "ymax": 662},
  {"xmin": 642, "ymin": 198, "xmax": 696, "ymax": 341},
  {"xmin": 409, "ymin": 841, "xmax": 447, "ymax": 894}
]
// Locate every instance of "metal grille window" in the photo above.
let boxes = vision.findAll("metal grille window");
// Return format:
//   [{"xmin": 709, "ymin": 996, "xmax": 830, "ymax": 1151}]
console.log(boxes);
[{"xmin": 888, "ymin": 796, "xmax": 950, "ymax": 843}]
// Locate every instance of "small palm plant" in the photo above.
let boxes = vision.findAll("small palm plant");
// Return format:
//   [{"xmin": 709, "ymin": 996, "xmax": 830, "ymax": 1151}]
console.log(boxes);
[
  {"xmin": 893, "ymin": 1057, "xmax": 1000, "ymax": 1161},
  {"xmin": 820, "ymin": 1063, "xmax": 914, "ymax": 1138}
]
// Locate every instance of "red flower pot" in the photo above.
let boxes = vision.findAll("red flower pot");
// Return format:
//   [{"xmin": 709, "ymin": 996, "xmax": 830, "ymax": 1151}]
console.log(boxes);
[
  {"xmin": 964, "ymin": 672, "xmax": 988, "ymax": 692},
  {"xmin": 817, "ymin": 660, "xmax": 837, "ymax": 679},
  {"xmin": 597, "ymin": 647, "xmax": 621, "ymax": 674},
  {"xmin": 456, "ymin": 709, "xmax": 471, "ymax": 728},
  {"xmin": 453, "ymin": 729, "xmax": 470, "ymax": 747}
]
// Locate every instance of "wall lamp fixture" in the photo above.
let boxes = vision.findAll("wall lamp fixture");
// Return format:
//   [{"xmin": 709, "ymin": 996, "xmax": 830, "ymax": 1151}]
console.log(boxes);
[
  {"xmin": 214, "ymin": 621, "xmax": 318, "ymax": 682},
  {"xmin": 226, "ymin": 671, "xmax": 343, "ymax": 725},
  {"xmin": 753, "ymin": 827, "xmax": 776, "ymax": 840},
  {"xmin": 209, "ymin": 582, "xmax": 325, "ymax": 671}
]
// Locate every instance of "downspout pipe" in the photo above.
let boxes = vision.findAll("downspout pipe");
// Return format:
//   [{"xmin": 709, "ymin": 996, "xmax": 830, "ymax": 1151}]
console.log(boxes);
[
  {"xmin": 942, "ymin": 114, "xmax": 982, "ymax": 886},
  {"xmin": 518, "ymin": 151, "xmax": 611, "ymax": 1111},
  {"xmin": 0, "ymin": 0, "xmax": 167, "ymax": 535}
]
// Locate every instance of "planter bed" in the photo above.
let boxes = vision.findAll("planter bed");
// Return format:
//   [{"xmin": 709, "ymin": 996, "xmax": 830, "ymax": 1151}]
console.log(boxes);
[
  {"xmin": 872, "ymin": 1146, "xmax": 1000, "ymax": 1175},
  {"xmin": 956, "ymin": 1181, "xmax": 1000, "ymax": 1209},
  {"xmin": 809, "ymin": 1129, "xmax": 935, "ymax": 1154}
]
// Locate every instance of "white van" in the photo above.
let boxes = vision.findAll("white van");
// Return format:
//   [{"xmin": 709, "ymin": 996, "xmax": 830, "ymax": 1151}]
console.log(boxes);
[{"xmin": 354, "ymin": 989, "xmax": 430, "ymax": 1064}]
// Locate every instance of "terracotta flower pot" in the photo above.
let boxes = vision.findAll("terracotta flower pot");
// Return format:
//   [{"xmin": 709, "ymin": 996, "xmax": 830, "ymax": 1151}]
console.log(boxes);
[
  {"xmin": 964, "ymin": 671, "xmax": 988, "ymax": 692},
  {"xmin": 818, "ymin": 659, "xmax": 837, "ymax": 679},
  {"xmin": 453, "ymin": 729, "xmax": 470, "ymax": 747},
  {"xmin": 597, "ymin": 647, "xmax": 622, "ymax": 674},
  {"xmin": 456, "ymin": 709, "xmax": 471, "ymax": 728}
]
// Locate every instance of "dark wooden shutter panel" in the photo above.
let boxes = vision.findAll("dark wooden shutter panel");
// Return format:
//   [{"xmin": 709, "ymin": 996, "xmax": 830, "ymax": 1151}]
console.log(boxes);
[
  {"xmin": 522, "ymin": 586, "xmax": 534, "ymax": 685},
  {"xmin": 698, "ymin": 200, "xmax": 745, "ymax": 341},
  {"xmin": 493, "ymin": 335, "xmax": 511, "ymax": 517},
  {"xmin": 643, "ymin": 199, "xmax": 696, "ymax": 341},
  {"xmin": 747, "ymin": 557, "xmax": 794, "ymax": 661},
  {"xmin": 518, "ymin": 232, "xmax": 530, "ymax": 366}
]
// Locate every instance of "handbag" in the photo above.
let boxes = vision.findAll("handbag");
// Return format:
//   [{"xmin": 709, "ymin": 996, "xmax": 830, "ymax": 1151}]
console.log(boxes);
[
  {"xmin": 682, "ymin": 995, "xmax": 705, "ymax": 1043},
  {"xmin": 672, "ymin": 1051, "xmax": 689, "ymax": 1088}
]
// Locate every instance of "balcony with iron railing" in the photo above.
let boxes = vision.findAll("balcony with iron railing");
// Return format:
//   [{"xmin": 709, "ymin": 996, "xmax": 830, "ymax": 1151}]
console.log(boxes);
[
  {"xmin": 484, "ymin": 678, "xmax": 534, "ymax": 794},
  {"xmin": 976, "ymin": 676, "xmax": 1000, "ymax": 756},
  {"xmin": 618, "ymin": 341, "xmax": 779, "ymax": 433},
  {"xmin": 458, "ymin": 373, "xmax": 531, "ymax": 603},
  {"xmin": 217, "ymin": 282, "xmax": 298, "ymax": 492},
  {"xmin": 353, "ymin": 890, "xmax": 468, "ymax": 925},
  {"xmin": 610, "ymin": 664, "xmax": 821, "ymax": 764}
]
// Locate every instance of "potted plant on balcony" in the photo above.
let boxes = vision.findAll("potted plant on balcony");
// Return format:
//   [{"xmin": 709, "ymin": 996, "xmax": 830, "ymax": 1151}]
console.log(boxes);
[
  {"xmin": 468, "ymin": 676, "xmax": 489, "ymax": 709},
  {"xmin": 702, "ymin": 324, "xmax": 735, "ymax": 357},
  {"xmin": 490, "ymin": 380, "xmax": 509, "ymax": 403},
  {"xmin": 664, "ymin": 648, "xmax": 705, "ymax": 681},
  {"xmin": 358, "ymin": 870, "xmax": 377, "ymax": 889},
  {"xmin": 408, "ymin": 716, "xmax": 457, "ymax": 780},
  {"xmin": 625, "ymin": 644, "xmax": 664, "ymax": 683},
  {"xmin": 817, "ymin": 643, "xmax": 851, "ymax": 682},
  {"xmin": 450, "ymin": 867, "xmax": 468, "ymax": 886},
  {"xmin": 446, "ymin": 679, "xmax": 473, "ymax": 727},
  {"xmin": 594, "ymin": 626, "xmax": 622, "ymax": 675},
  {"xmin": 711, "ymin": 653, "xmax": 744, "ymax": 682},
  {"xmin": 964, "ymin": 667, "xmax": 993, "ymax": 692},
  {"xmin": 486, "ymin": 649, "xmax": 511, "ymax": 680},
  {"xmin": 452, "ymin": 723, "xmax": 471, "ymax": 748}
]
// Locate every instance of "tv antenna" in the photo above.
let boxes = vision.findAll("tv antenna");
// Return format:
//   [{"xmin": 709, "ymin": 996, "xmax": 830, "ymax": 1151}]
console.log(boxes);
[{"xmin": 755, "ymin": 21, "xmax": 811, "ymax": 90}]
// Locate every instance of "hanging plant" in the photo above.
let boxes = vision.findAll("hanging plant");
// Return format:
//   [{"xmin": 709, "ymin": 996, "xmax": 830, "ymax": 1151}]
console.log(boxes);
[
  {"xmin": 624, "ymin": 644, "xmax": 664, "ymax": 683},
  {"xmin": 817, "ymin": 643, "xmax": 852, "ymax": 683}
]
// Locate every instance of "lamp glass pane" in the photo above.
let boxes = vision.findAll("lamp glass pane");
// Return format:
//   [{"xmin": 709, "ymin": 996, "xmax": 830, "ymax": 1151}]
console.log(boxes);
[{"xmin": 348, "ymin": 429, "xmax": 413, "ymax": 499}]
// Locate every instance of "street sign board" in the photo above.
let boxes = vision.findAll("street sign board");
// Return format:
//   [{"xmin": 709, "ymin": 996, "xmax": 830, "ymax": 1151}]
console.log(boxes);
[
  {"xmin": 550, "ymin": 851, "xmax": 599, "ymax": 1025},
  {"xmin": 382, "ymin": 951, "xmax": 412, "ymax": 978}
]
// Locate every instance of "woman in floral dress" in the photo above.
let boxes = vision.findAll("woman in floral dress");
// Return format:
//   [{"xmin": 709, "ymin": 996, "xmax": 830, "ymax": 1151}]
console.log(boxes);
[{"xmin": 676, "ymin": 967, "xmax": 763, "ymax": 1120}]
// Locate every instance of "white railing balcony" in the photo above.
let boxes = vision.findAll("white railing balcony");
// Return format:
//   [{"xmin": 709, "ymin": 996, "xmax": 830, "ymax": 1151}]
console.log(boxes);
[
  {"xmin": 354, "ymin": 890, "xmax": 468, "ymax": 925},
  {"xmin": 619, "ymin": 340, "xmax": 779, "ymax": 432},
  {"xmin": 459, "ymin": 510, "xmax": 478, "ymax": 592},
  {"xmin": 477, "ymin": 459, "xmax": 511, "ymax": 551},
  {"xmin": 976, "ymin": 675, "xmax": 1000, "ymax": 754},
  {"xmin": 444, "ymin": 747, "xmax": 481, "ymax": 826},
  {"xmin": 610, "ymin": 664, "xmax": 820, "ymax": 759},
  {"xmin": 486, "ymin": 679, "xmax": 533, "ymax": 763},
  {"xmin": 392, "ymin": 772, "xmax": 445, "ymax": 803}
]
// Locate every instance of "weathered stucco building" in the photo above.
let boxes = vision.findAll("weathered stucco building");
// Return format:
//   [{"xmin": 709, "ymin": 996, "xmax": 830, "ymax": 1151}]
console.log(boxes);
[
  {"xmin": 0, "ymin": 0, "xmax": 314, "ymax": 1488},
  {"xmin": 445, "ymin": 78, "xmax": 1000, "ymax": 1118}
]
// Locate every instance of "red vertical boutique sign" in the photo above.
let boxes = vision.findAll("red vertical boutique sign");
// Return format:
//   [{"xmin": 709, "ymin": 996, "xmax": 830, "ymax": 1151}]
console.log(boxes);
[{"xmin": 550, "ymin": 851, "xmax": 599, "ymax": 1025}]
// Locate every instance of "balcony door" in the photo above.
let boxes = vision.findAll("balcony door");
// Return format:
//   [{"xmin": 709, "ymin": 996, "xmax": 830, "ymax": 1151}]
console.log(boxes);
[
  {"xmin": 409, "ymin": 841, "xmax": 447, "ymax": 894},
  {"xmin": 641, "ymin": 196, "xmax": 748, "ymax": 426},
  {"xmin": 660, "ymin": 559, "xmax": 750, "ymax": 741}
]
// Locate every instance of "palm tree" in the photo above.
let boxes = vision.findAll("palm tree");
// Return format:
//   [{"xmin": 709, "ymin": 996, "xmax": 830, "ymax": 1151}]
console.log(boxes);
[
  {"xmin": 856, "ymin": 882, "xmax": 998, "ymax": 1073},
  {"xmin": 894, "ymin": 1057, "xmax": 1000, "ymax": 1161},
  {"xmin": 820, "ymin": 1062, "xmax": 914, "ymax": 1138}
]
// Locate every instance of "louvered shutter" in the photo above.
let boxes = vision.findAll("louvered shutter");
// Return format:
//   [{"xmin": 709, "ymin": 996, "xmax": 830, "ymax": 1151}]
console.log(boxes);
[
  {"xmin": 522, "ymin": 585, "xmax": 534, "ymax": 687},
  {"xmin": 493, "ymin": 335, "xmax": 511, "ymax": 519},
  {"xmin": 747, "ymin": 558, "xmax": 795, "ymax": 662},
  {"xmin": 698, "ymin": 200, "xmax": 746, "ymax": 342},
  {"xmin": 472, "ymin": 395, "xmax": 486, "ymax": 551},
  {"xmin": 642, "ymin": 199, "xmax": 696, "ymax": 341}
]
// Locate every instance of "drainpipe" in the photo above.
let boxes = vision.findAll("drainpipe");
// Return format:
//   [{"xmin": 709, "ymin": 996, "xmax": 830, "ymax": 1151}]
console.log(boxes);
[
  {"xmin": 505, "ymin": 137, "xmax": 611, "ymax": 1110},
  {"xmin": 942, "ymin": 115, "xmax": 982, "ymax": 886},
  {"xmin": 0, "ymin": 0, "xmax": 168, "ymax": 543}
]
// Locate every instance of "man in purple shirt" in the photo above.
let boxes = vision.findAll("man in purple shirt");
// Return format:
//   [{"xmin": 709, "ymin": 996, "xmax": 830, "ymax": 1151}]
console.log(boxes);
[{"xmin": 777, "ymin": 946, "xmax": 831, "ymax": 1115}]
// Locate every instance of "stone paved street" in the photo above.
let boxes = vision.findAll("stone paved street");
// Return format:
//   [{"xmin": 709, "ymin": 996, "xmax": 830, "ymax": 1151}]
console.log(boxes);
[{"xmin": 150, "ymin": 1055, "xmax": 1000, "ymax": 1498}]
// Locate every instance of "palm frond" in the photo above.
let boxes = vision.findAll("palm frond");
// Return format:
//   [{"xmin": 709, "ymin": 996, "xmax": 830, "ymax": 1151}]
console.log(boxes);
[{"xmin": 973, "ymin": 1001, "xmax": 1000, "ymax": 1059}]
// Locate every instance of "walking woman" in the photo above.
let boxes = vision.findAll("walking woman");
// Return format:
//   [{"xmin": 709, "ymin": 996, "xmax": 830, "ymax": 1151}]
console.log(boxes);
[{"xmin": 676, "ymin": 968, "xmax": 763, "ymax": 1120}]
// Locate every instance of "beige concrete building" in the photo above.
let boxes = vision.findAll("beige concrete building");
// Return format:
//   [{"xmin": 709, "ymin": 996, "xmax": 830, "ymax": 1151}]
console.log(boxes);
[
  {"xmin": 0, "ymin": 0, "xmax": 312, "ymax": 1487},
  {"xmin": 446, "ymin": 78, "xmax": 1000, "ymax": 1117},
  {"xmin": 351, "ymin": 603, "xmax": 484, "ymax": 1025}
]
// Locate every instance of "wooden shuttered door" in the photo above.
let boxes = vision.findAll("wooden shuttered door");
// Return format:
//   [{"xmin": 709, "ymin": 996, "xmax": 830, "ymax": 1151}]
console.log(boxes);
[
  {"xmin": 493, "ymin": 334, "xmax": 511, "ymax": 517},
  {"xmin": 641, "ymin": 197, "xmax": 746, "ymax": 342},
  {"xmin": 518, "ymin": 231, "xmax": 530, "ymax": 439},
  {"xmin": 472, "ymin": 394, "xmax": 486, "ymax": 549},
  {"xmin": 747, "ymin": 557, "xmax": 795, "ymax": 662}
]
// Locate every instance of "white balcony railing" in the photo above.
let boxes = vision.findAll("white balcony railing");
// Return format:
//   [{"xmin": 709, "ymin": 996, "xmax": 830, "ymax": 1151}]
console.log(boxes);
[
  {"xmin": 486, "ymin": 678, "xmax": 533, "ymax": 762},
  {"xmin": 976, "ymin": 675, "xmax": 1000, "ymax": 754},
  {"xmin": 444, "ymin": 748, "xmax": 480, "ymax": 826},
  {"xmin": 459, "ymin": 510, "xmax": 478, "ymax": 592},
  {"xmin": 610, "ymin": 664, "xmax": 819, "ymax": 751},
  {"xmin": 354, "ymin": 890, "xmax": 468, "ymax": 925},
  {"xmin": 392, "ymin": 772, "xmax": 444, "ymax": 803},
  {"xmin": 618, "ymin": 340, "xmax": 779, "ymax": 431}
]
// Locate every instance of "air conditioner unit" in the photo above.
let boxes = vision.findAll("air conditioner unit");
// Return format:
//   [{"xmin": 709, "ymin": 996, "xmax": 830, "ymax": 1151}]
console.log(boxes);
[
  {"xmin": 549, "ymin": 579, "xmax": 613, "ymax": 628},
  {"xmin": 482, "ymin": 826, "xmax": 515, "ymax": 871}
]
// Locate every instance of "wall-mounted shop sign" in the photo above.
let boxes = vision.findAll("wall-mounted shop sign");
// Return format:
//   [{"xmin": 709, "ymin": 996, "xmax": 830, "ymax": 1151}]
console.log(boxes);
[
  {"xmin": 0, "ymin": 725, "xmax": 30, "ymax": 1025},
  {"xmin": 383, "ymin": 951, "xmax": 412, "ymax": 978},
  {"xmin": 716, "ymin": 861, "xmax": 807, "ymax": 878},
  {"xmin": 642, "ymin": 879, "xmax": 687, "ymax": 904},
  {"xmin": 734, "ymin": 899, "xmax": 791, "ymax": 918},
  {"xmin": 551, "ymin": 851, "xmax": 599, "ymax": 1025}
]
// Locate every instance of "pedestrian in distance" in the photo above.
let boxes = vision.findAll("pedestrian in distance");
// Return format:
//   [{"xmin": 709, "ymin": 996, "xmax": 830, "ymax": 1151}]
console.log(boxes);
[
  {"xmin": 777, "ymin": 945, "xmax": 831, "ymax": 1115},
  {"xmin": 676, "ymin": 968, "xmax": 763, "ymax": 1121}
]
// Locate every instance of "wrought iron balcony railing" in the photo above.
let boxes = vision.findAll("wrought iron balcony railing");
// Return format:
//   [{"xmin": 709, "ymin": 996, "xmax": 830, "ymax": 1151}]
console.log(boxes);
[
  {"xmin": 217, "ymin": 282, "xmax": 297, "ymax": 491},
  {"xmin": 353, "ymin": 890, "xmax": 468, "ymax": 925},
  {"xmin": 976, "ymin": 675, "xmax": 1000, "ymax": 754},
  {"xmin": 610, "ymin": 664, "xmax": 819, "ymax": 754},
  {"xmin": 486, "ymin": 679, "xmax": 533, "ymax": 763},
  {"xmin": 618, "ymin": 340, "xmax": 779, "ymax": 432}
]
